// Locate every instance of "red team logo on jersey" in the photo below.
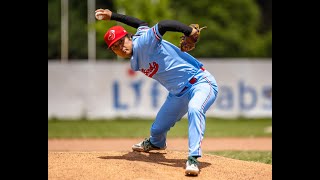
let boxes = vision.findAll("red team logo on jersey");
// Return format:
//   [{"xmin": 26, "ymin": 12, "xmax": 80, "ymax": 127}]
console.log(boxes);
[{"xmin": 140, "ymin": 62, "xmax": 159, "ymax": 78}]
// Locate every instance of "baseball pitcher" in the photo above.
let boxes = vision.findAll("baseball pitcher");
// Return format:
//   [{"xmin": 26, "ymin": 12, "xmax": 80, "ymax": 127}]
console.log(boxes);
[{"xmin": 95, "ymin": 8, "xmax": 218, "ymax": 176}]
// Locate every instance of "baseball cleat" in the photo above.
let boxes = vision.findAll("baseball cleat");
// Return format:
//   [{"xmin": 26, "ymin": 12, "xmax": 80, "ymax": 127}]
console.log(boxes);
[
  {"xmin": 185, "ymin": 156, "xmax": 199, "ymax": 176},
  {"xmin": 132, "ymin": 138, "xmax": 166, "ymax": 152}
]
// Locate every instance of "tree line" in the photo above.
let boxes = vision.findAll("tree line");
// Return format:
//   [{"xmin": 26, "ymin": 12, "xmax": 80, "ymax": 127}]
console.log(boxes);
[{"xmin": 48, "ymin": 0, "xmax": 272, "ymax": 60}]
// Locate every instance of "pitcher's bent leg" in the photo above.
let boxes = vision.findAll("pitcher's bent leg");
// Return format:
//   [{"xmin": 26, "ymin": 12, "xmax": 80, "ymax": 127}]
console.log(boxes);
[
  {"xmin": 188, "ymin": 81, "xmax": 218, "ymax": 157},
  {"xmin": 150, "ymin": 93, "xmax": 188, "ymax": 148}
]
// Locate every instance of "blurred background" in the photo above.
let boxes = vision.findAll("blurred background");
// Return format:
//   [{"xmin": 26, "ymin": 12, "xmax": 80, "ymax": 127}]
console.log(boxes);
[{"xmin": 48, "ymin": 0, "xmax": 272, "ymax": 120}]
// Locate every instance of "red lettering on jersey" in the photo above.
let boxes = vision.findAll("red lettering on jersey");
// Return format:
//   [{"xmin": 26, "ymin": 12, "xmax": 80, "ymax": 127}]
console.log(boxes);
[{"xmin": 140, "ymin": 62, "xmax": 159, "ymax": 78}]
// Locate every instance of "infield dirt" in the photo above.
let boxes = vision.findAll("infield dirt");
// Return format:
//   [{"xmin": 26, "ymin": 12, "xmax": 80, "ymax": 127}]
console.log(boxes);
[{"xmin": 48, "ymin": 137, "xmax": 272, "ymax": 180}]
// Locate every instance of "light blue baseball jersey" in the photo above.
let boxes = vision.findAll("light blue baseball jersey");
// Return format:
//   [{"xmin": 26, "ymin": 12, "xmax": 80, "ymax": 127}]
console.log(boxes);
[{"xmin": 130, "ymin": 24, "xmax": 204, "ymax": 95}]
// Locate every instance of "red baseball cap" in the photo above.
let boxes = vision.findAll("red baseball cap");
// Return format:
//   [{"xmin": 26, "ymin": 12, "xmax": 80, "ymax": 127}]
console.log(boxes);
[{"xmin": 104, "ymin": 25, "xmax": 128, "ymax": 48}]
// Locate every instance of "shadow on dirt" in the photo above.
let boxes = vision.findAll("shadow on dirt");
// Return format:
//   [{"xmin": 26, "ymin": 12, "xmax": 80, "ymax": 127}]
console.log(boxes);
[{"xmin": 98, "ymin": 151, "xmax": 211, "ymax": 169}]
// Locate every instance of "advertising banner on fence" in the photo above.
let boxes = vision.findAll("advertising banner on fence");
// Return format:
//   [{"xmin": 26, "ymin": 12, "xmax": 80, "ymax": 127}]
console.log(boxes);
[{"xmin": 48, "ymin": 59, "xmax": 272, "ymax": 119}]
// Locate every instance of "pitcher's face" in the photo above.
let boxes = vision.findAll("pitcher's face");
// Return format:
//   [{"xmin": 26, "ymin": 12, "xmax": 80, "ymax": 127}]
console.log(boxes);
[{"xmin": 110, "ymin": 36, "xmax": 133, "ymax": 59}]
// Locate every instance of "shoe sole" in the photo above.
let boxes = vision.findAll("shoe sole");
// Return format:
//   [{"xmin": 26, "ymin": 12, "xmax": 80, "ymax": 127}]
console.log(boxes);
[
  {"xmin": 132, "ymin": 145, "xmax": 167, "ymax": 152},
  {"xmin": 132, "ymin": 146, "xmax": 147, "ymax": 152},
  {"xmin": 185, "ymin": 169, "xmax": 199, "ymax": 176}
]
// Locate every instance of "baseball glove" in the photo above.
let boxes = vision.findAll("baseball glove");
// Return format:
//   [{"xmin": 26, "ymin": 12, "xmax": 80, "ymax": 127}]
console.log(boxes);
[{"xmin": 179, "ymin": 24, "xmax": 207, "ymax": 52}]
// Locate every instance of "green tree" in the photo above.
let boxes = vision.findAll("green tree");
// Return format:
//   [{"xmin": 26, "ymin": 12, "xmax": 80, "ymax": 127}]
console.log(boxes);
[
  {"xmin": 170, "ymin": 0, "xmax": 271, "ymax": 57},
  {"xmin": 48, "ymin": 0, "xmax": 61, "ymax": 59},
  {"xmin": 49, "ymin": 0, "xmax": 271, "ymax": 60},
  {"xmin": 68, "ymin": 0, "xmax": 88, "ymax": 59},
  {"xmin": 48, "ymin": 0, "xmax": 91, "ymax": 60}
]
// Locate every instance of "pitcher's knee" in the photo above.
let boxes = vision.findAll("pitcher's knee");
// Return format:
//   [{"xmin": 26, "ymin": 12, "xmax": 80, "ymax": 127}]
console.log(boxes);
[{"xmin": 188, "ymin": 106, "xmax": 203, "ymax": 116}]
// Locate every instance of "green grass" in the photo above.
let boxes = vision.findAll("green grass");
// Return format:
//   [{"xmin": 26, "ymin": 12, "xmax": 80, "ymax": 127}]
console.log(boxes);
[
  {"xmin": 48, "ymin": 117, "xmax": 272, "ymax": 165},
  {"xmin": 48, "ymin": 117, "xmax": 272, "ymax": 138},
  {"xmin": 207, "ymin": 150, "xmax": 272, "ymax": 165},
  {"xmin": 48, "ymin": 118, "xmax": 154, "ymax": 138}
]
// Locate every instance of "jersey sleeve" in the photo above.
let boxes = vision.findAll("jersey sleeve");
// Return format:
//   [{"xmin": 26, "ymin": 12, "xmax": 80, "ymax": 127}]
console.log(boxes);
[{"xmin": 134, "ymin": 24, "xmax": 163, "ymax": 49}]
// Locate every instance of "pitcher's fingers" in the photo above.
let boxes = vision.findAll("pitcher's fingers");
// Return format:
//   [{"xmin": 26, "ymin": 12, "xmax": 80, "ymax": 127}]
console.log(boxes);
[{"xmin": 95, "ymin": 9, "xmax": 105, "ymax": 13}]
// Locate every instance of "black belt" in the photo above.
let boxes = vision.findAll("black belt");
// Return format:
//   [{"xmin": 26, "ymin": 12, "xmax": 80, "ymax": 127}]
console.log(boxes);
[{"xmin": 180, "ymin": 67, "xmax": 205, "ymax": 94}]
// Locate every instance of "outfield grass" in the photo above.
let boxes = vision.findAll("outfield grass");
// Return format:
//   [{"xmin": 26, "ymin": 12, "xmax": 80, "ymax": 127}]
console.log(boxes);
[
  {"xmin": 48, "ymin": 117, "xmax": 272, "ymax": 164},
  {"xmin": 48, "ymin": 117, "xmax": 272, "ymax": 138},
  {"xmin": 207, "ymin": 150, "xmax": 272, "ymax": 165}
]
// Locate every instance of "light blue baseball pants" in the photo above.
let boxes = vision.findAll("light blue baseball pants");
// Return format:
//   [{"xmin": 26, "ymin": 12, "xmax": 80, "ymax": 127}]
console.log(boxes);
[{"xmin": 149, "ymin": 70, "xmax": 218, "ymax": 157}]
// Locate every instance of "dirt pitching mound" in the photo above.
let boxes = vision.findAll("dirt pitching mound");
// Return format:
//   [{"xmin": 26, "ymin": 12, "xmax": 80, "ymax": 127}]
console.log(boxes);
[{"xmin": 48, "ymin": 150, "xmax": 272, "ymax": 180}]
